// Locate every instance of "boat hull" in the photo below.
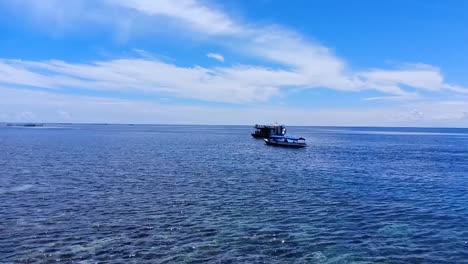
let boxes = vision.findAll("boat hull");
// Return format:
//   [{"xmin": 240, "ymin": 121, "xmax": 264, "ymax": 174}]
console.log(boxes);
[
  {"xmin": 264, "ymin": 139, "xmax": 306, "ymax": 148},
  {"xmin": 251, "ymin": 133, "xmax": 266, "ymax": 138}
]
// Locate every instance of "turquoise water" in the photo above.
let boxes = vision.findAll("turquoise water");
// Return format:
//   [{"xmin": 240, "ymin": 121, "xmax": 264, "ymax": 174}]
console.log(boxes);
[{"xmin": 1, "ymin": 125, "xmax": 468, "ymax": 263}]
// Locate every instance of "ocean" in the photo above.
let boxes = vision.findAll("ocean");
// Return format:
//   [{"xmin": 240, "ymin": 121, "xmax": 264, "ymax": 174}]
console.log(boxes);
[{"xmin": 1, "ymin": 124, "xmax": 468, "ymax": 263}]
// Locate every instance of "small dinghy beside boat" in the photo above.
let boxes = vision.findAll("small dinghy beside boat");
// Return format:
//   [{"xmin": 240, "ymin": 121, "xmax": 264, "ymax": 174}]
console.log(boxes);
[{"xmin": 264, "ymin": 135, "xmax": 306, "ymax": 148}]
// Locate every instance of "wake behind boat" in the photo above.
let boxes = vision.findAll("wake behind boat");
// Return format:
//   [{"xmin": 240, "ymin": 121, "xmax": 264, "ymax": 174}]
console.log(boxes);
[{"xmin": 264, "ymin": 135, "xmax": 306, "ymax": 148}]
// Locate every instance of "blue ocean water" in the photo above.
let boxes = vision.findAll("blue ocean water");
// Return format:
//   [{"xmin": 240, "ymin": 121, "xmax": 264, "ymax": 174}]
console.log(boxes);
[{"xmin": 1, "ymin": 124, "xmax": 468, "ymax": 263}]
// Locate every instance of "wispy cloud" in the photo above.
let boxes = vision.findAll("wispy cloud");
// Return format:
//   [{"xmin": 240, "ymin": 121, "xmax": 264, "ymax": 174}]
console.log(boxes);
[
  {"xmin": 2, "ymin": 0, "xmax": 465, "ymax": 101},
  {"xmin": 1, "ymin": 0, "xmax": 468, "ymax": 125},
  {"xmin": 443, "ymin": 84, "xmax": 468, "ymax": 94},
  {"xmin": 112, "ymin": 0, "xmax": 240, "ymax": 35},
  {"xmin": 0, "ymin": 56, "xmax": 464, "ymax": 104},
  {"xmin": 2, "ymin": 86, "xmax": 468, "ymax": 126},
  {"xmin": 0, "ymin": 58, "xmax": 286, "ymax": 103},
  {"xmin": 358, "ymin": 64, "xmax": 445, "ymax": 92},
  {"xmin": 206, "ymin": 53, "xmax": 224, "ymax": 62},
  {"xmin": 363, "ymin": 94, "xmax": 421, "ymax": 101}
]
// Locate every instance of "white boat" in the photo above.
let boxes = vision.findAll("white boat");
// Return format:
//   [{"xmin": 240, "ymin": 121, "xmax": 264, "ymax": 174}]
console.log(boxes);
[{"xmin": 264, "ymin": 135, "xmax": 306, "ymax": 148}]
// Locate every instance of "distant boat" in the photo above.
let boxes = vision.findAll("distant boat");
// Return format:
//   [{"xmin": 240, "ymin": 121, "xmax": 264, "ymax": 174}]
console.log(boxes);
[
  {"xmin": 264, "ymin": 135, "xmax": 306, "ymax": 148},
  {"xmin": 23, "ymin": 123, "xmax": 43, "ymax": 127},
  {"xmin": 251, "ymin": 124, "xmax": 286, "ymax": 138},
  {"xmin": 5, "ymin": 123, "xmax": 43, "ymax": 127}
]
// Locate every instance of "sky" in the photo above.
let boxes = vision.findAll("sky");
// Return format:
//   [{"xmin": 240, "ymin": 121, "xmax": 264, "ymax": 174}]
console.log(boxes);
[{"xmin": 1, "ymin": 0, "xmax": 468, "ymax": 126}]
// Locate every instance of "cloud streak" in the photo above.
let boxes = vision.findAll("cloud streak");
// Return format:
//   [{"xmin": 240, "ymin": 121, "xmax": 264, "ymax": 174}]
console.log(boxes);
[
  {"xmin": 1, "ymin": 0, "xmax": 468, "ymax": 125},
  {"xmin": 207, "ymin": 53, "xmax": 225, "ymax": 62},
  {"xmin": 0, "ymin": 56, "xmax": 465, "ymax": 104},
  {"xmin": 2, "ymin": 86, "xmax": 468, "ymax": 126},
  {"xmin": 112, "ymin": 0, "xmax": 240, "ymax": 35}
]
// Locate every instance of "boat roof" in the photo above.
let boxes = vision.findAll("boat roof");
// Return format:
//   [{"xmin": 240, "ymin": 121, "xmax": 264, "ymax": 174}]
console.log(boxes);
[
  {"xmin": 255, "ymin": 124, "xmax": 285, "ymax": 128},
  {"xmin": 269, "ymin": 135, "xmax": 305, "ymax": 140}
]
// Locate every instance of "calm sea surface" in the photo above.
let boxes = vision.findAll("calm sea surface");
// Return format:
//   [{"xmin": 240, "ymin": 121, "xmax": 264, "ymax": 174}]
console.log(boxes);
[{"xmin": 1, "ymin": 125, "xmax": 468, "ymax": 263}]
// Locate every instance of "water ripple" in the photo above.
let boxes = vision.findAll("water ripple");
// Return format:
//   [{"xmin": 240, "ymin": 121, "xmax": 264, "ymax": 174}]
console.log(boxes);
[{"xmin": 1, "ymin": 125, "xmax": 468, "ymax": 263}]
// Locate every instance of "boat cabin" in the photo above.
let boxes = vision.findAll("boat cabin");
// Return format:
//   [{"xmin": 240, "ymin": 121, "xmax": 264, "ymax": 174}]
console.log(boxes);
[{"xmin": 251, "ymin": 124, "xmax": 286, "ymax": 138}]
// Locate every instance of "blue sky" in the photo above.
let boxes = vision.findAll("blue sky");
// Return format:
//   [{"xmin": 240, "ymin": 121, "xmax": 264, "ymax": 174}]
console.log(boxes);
[{"xmin": 1, "ymin": 0, "xmax": 468, "ymax": 126}]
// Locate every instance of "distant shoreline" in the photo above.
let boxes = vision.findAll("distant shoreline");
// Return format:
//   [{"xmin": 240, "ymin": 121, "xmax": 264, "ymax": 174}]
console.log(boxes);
[{"xmin": 1, "ymin": 122, "xmax": 468, "ymax": 129}]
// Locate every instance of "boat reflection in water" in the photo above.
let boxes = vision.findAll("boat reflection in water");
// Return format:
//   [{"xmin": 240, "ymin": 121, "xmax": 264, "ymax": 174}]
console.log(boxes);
[{"xmin": 264, "ymin": 135, "xmax": 306, "ymax": 148}]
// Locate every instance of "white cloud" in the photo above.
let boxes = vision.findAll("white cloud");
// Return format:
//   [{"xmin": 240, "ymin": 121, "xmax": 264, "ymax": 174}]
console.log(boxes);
[
  {"xmin": 462, "ymin": 112, "xmax": 468, "ymax": 120},
  {"xmin": 2, "ymin": 0, "xmax": 118, "ymax": 35},
  {"xmin": 57, "ymin": 110, "xmax": 72, "ymax": 120},
  {"xmin": 1, "ymin": 0, "xmax": 468, "ymax": 126},
  {"xmin": 0, "ymin": 58, "xmax": 286, "ymax": 103},
  {"xmin": 207, "ymin": 53, "xmax": 224, "ymax": 62},
  {"xmin": 112, "ymin": 0, "xmax": 240, "ymax": 35},
  {"xmin": 443, "ymin": 84, "xmax": 468, "ymax": 94},
  {"xmin": 0, "ymin": 56, "xmax": 464, "ymax": 104},
  {"xmin": 2, "ymin": 87, "xmax": 468, "ymax": 126},
  {"xmin": 2, "ymin": 0, "xmax": 466, "ymax": 102},
  {"xmin": 1, "ymin": 0, "xmax": 240, "ymax": 39},
  {"xmin": 364, "ymin": 94, "xmax": 421, "ymax": 101},
  {"xmin": 358, "ymin": 65, "xmax": 444, "ymax": 92},
  {"xmin": 16, "ymin": 111, "xmax": 36, "ymax": 122}
]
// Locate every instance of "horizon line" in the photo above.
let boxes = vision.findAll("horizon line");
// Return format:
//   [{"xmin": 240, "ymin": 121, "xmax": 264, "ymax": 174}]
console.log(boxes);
[{"xmin": 1, "ymin": 122, "xmax": 468, "ymax": 129}]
